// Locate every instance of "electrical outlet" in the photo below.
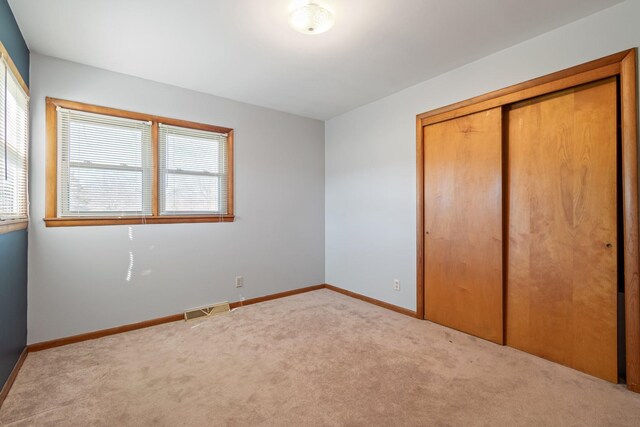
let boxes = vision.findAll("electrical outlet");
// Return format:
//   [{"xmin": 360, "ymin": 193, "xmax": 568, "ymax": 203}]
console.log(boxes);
[
  {"xmin": 235, "ymin": 276, "xmax": 244, "ymax": 288},
  {"xmin": 393, "ymin": 279, "xmax": 400, "ymax": 291}
]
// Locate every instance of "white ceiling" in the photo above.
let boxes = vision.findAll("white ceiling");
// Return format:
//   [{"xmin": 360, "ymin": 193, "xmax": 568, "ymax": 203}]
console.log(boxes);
[{"xmin": 9, "ymin": 0, "xmax": 623, "ymax": 120}]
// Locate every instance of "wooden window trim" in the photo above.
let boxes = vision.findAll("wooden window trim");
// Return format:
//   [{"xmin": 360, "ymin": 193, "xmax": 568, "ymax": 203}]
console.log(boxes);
[
  {"xmin": 44, "ymin": 97, "xmax": 235, "ymax": 227},
  {"xmin": 416, "ymin": 49, "xmax": 639, "ymax": 393},
  {"xmin": 0, "ymin": 220, "xmax": 28, "ymax": 235},
  {"xmin": 0, "ymin": 41, "xmax": 29, "ymax": 96}
]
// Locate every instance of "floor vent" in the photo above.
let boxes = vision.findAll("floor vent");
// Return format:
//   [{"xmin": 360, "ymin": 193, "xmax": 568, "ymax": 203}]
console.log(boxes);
[{"xmin": 184, "ymin": 302, "xmax": 230, "ymax": 321}]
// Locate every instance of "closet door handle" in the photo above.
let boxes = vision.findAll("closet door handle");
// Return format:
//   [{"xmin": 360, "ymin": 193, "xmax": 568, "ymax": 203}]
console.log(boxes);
[{"xmin": 605, "ymin": 243, "xmax": 613, "ymax": 248}]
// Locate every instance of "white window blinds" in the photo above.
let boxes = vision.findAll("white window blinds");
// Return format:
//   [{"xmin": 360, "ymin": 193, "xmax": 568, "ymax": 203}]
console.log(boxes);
[
  {"xmin": 57, "ymin": 108, "xmax": 153, "ymax": 217},
  {"xmin": 0, "ymin": 57, "xmax": 29, "ymax": 221},
  {"xmin": 159, "ymin": 124, "xmax": 229, "ymax": 215}
]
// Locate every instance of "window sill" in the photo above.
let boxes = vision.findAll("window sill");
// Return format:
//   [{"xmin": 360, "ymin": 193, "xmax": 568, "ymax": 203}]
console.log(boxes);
[
  {"xmin": 43, "ymin": 215, "xmax": 235, "ymax": 227},
  {"xmin": 0, "ymin": 220, "xmax": 28, "ymax": 235}
]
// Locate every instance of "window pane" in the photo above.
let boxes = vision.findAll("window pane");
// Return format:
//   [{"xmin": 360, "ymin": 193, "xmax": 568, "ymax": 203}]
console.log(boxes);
[
  {"xmin": 6, "ymin": 87, "xmax": 27, "ymax": 154},
  {"xmin": 69, "ymin": 167, "xmax": 143, "ymax": 213},
  {"xmin": 165, "ymin": 134, "xmax": 220, "ymax": 173},
  {"xmin": 0, "ymin": 58, "xmax": 29, "ymax": 220},
  {"xmin": 164, "ymin": 173, "xmax": 220, "ymax": 213},
  {"xmin": 0, "ymin": 151, "xmax": 23, "ymax": 215},
  {"xmin": 69, "ymin": 120, "xmax": 142, "ymax": 167},
  {"xmin": 159, "ymin": 124, "xmax": 228, "ymax": 215},
  {"xmin": 58, "ymin": 109, "xmax": 153, "ymax": 217}
]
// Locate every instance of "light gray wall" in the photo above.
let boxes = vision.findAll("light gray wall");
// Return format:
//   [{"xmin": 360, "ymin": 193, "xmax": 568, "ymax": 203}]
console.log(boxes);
[
  {"xmin": 28, "ymin": 54, "xmax": 325, "ymax": 343},
  {"xmin": 325, "ymin": 0, "xmax": 640, "ymax": 311}
]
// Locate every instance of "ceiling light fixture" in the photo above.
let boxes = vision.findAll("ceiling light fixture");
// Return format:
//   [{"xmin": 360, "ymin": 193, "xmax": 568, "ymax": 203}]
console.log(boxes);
[{"xmin": 289, "ymin": 2, "xmax": 334, "ymax": 35}]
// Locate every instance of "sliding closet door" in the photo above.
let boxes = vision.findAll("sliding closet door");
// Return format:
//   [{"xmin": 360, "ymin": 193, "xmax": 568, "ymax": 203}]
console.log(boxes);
[
  {"xmin": 424, "ymin": 108, "xmax": 503, "ymax": 344},
  {"xmin": 506, "ymin": 77, "xmax": 618, "ymax": 382}
]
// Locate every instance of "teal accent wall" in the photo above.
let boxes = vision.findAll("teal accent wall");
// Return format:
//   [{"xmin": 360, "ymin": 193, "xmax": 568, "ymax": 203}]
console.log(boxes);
[
  {"xmin": 0, "ymin": 0, "xmax": 29, "ymax": 84},
  {"xmin": 0, "ymin": 0, "xmax": 28, "ymax": 392},
  {"xmin": 0, "ymin": 230, "xmax": 28, "ymax": 389}
]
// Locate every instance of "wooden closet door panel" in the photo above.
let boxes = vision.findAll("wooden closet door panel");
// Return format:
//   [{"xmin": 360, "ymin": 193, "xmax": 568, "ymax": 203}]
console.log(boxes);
[
  {"xmin": 506, "ymin": 77, "xmax": 618, "ymax": 382},
  {"xmin": 424, "ymin": 107, "xmax": 503, "ymax": 344}
]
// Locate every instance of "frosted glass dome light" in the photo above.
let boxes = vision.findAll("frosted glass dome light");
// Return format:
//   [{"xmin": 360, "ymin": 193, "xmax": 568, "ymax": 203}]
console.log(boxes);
[{"xmin": 289, "ymin": 2, "xmax": 334, "ymax": 35}]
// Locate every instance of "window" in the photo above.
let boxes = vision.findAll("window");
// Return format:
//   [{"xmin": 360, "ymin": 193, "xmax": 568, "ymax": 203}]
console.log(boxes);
[
  {"xmin": 45, "ymin": 98, "xmax": 233, "ymax": 227},
  {"xmin": 57, "ymin": 109, "xmax": 153, "ymax": 217},
  {"xmin": 159, "ymin": 124, "xmax": 229, "ymax": 215},
  {"xmin": 0, "ymin": 44, "xmax": 29, "ymax": 229}
]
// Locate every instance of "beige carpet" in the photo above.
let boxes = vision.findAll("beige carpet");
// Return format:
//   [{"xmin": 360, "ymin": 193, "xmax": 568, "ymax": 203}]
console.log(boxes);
[{"xmin": 2, "ymin": 289, "xmax": 640, "ymax": 426}]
